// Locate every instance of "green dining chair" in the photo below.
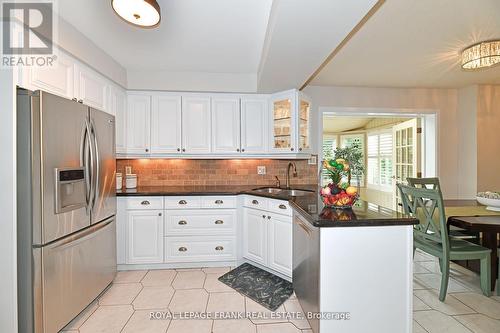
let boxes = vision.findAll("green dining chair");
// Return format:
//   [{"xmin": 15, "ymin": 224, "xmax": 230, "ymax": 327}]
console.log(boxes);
[
  {"xmin": 397, "ymin": 183, "xmax": 491, "ymax": 301},
  {"xmin": 407, "ymin": 177, "xmax": 480, "ymax": 242}
]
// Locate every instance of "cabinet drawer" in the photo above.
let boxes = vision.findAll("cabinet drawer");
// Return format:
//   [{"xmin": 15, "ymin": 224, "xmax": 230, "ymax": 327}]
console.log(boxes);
[
  {"xmin": 242, "ymin": 195, "xmax": 269, "ymax": 210},
  {"xmin": 165, "ymin": 196, "xmax": 201, "ymax": 209},
  {"xmin": 165, "ymin": 209, "xmax": 236, "ymax": 236},
  {"xmin": 125, "ymin": 197, "xmax": 163, "ymax": 210},
  {"xmin": 267, "ymin": 199, "xmax": 292, "ymax": 216},
  {"xmin": 201, "ymin": 196, "xmax": 237, "ymax": 209},
  {"xmin": 165, "ymin": 236, "xmax": 236, "ymax": 262}
]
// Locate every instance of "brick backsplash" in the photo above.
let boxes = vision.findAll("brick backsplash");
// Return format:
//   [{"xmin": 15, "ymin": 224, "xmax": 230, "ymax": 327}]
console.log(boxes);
[{"xmin": 116, "ymin": 159, "xmax": 318, "ymax": 187}]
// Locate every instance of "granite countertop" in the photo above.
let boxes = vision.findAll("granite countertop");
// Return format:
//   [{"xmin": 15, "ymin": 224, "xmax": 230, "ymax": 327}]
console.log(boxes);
[
  {"xmin": 289, "ymin": 194, "xmax": 419, "ymax": 228},
  {"xmin": 117, "ymin": 185, "xmax": 418, "ymax": 228}
]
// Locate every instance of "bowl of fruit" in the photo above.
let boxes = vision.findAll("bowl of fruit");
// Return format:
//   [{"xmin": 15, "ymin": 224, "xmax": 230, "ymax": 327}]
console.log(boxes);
[
  {"xmin": 477, "ymin": 191, "xmax": 500, "ymax": 211},
  {"xmin": 320, "ymin": 149, "xmax": 364, "ymax": 209}
]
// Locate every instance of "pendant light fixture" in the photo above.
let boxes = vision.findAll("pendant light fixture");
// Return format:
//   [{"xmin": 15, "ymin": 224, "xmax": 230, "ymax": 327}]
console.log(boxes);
[
  {"xmin": 461, "ymin": 40, "xmax": 500, "ymax": 70},
  {"xmin": 111, "ymin": 0, "xmax": 161, "ymax": 28}
]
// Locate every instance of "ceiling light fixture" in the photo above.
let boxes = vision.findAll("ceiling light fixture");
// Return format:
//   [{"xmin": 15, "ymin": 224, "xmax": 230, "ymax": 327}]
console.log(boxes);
[
  {"xmin": 461, "ymin": 40, "xmax": 500, "ymax": 70},
  {"xmin": 111, "ymin": 0, "xmax": 161, "ymax": 28}
]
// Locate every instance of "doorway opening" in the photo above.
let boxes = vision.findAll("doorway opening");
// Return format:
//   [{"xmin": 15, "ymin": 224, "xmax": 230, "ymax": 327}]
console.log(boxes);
[{"xmin": 319, "ymin": 108, "xmax": 437, "ymax": 210}]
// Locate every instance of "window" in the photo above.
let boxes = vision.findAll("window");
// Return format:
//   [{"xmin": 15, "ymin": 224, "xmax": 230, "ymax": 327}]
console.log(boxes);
[{"xmin": 367, "ymin": 131, "xmax": 393, "ymax": 191}]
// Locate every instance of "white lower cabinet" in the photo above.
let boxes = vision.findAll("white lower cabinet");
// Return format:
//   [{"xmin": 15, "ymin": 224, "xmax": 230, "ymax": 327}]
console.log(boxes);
[
  {"xmin": 242, "ymin": 208, "xmax": 268, "ymax": 266},
  {"xmin": 267, "ymin": 212, "xmax": 293, "ymax": 276},
  {"xmin": 126, "ymin": 210, "xmax": 164, "ymax": 264},
  {"xmin": 165, "ymin": 236, "xmax": 236, "ymax": 263}
]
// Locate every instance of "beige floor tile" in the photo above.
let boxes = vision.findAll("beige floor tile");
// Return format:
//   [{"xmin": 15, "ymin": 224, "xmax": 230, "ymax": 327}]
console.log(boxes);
[
  {"xmin": 207, "ymin": 292, "xmax": 245, "ymax": 313},
  {"xmin": 60, "ymin": 330, "xmax": 79, "ymax": 333},
  {"xmin": 202, "ymin": 267, "xmax": 231, "ymax": 274},
  {"xmin": 414, "ymin": 273, "xmax": 471, "ymax": 293},
  {"xmin": 141, "ymin": 269, "xmax": 177, "ymax": 287},
  {"xmin": 301, "ymin": 330, "xmax": 313, "ymax": 333},
  {"xmin": 414, "ymin": 310, "xmax": 471, "ymax": 333},
  {"xmin": 283, "ymin": 299, "xmax": 311, "ymax": 329},
  {"xmin": 413, "ymin": 295, "xmax": 432, "ymax": 311},
  {"xmin": 414, "ymin": 278, "xmax": 430, "ymax": 290},
  {"xmin": 169, "ymin": 289, "xmax": 209, "ymax": 313},
  {"xmin": 62, "ymin": 300, "xmax": 99, "ymax": 330},
  {"xmin": 414, "ymin": 251, "xmax": 435, "ymax": 262},
  {"xmin": 114, "ymin": 270, "xmax": 148, "ymax": 284},
  {"xmin": 413, "ymin": 320, "xmax": 428, "ymax": 333},
  {"xmin": 414, "ymin": 262, "xmax": 432, "ymax": 274},
  {"xmin": 492, "ymin": 296, "xmax": 500, "ymax": 303},
  {"xmin": 79, "ymin": 305, "xmax": 134, "ymax": 333},
  {"xmin": 176, "ymin": 267, "xmax": 202, "ymax": 271},
  {"xmin": 167, "ymin": 319, "xmax": 212, "ymax": 333},
  {"xmin": 213, "ymin": 319, "xmax": 256, "ymax": 333},
  {"xmin": 453, "ymin": 293, "xmax": 500, "ymax": 319},
  {"xmin": 204, "ymin": 273, "xmax": 234, "ymax": 292},
  {"xmin": 256, "ymin": 322, "xmax": 301, "ymax": 333},
  {"xmin": 133, "ymin": 285, "xmax": 175, "ymax": 310},
  {"xmin": 414, "ymin": 290, "xmax": 475, "ymax": 315},
  {"xmin": 455, "ymin": 314, "xmax": 500, "ymax": 333},
  {"xmin": 245, "ymin": 298, "xmax": 287, "ymax": 324},
  {"xmin": 172, "ymin": 270, "xmax": 206, "ymax": 289},
  {"xmin": 121, "ymin": 309, "xmax": 171, "ymax": 333},
  {"xmin": 98, "ymin": 283, "xmax": 142, "ymax": 306}
]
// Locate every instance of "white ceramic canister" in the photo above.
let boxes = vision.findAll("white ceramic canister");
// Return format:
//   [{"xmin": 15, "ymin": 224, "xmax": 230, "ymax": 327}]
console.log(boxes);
[
  {"xmin": 125, "ymin": 174, "xmax": 137, "ymax": 189},
  {"xmin": 116, "ymin": 173, "xmax": 123, "ymax": 190}
]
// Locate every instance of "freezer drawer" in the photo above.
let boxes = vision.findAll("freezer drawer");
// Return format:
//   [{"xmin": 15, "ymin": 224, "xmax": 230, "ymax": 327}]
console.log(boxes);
[{"xmin": 39, "ymin": 218, "xmax": 116, "ymax": 333}]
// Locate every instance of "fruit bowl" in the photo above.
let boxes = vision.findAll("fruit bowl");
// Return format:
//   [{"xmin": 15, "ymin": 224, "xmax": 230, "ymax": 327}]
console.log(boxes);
[
  {"xmin": 320, "ymin": 183, "xmax": 359, "ymax": 209},
  {"xmin": 477, "ymin": 191, "xmax": 500, "ymax": 211}
]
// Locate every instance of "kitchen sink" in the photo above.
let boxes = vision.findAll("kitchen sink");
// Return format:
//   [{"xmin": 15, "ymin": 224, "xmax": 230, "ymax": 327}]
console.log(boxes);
[{"xmin": 251, "ymin": 187, "xmax": 314, "ymax": 196}]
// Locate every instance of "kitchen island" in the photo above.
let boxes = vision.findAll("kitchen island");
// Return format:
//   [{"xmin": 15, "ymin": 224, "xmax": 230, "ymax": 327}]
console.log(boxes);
[{"xmin": 290, "ymin": 195, "xmax": 418, "ymax": 333}]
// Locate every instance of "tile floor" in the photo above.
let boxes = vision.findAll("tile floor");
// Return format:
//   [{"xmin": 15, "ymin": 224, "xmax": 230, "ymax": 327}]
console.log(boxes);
[{"xmin": 61, "ymin": 251, "xmax": 500, "ymax": 333}]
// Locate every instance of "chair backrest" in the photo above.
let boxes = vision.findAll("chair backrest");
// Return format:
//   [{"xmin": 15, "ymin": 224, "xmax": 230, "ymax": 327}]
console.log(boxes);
[
  {"xmin": 407, "ymin": 177, "xmax": 441, "ymax": 191},
  {"xmin": 397, "ymin": 183, "xmax": 449, "ymax": 252}
]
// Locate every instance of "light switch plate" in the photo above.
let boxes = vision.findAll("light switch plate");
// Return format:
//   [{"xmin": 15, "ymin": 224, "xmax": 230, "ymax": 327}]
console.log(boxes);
[
  {"xmin": 257, "ymin": 166, "xmax": 266, "ymax": 175},
  {"xmin": 308, "ymin": 155, "xmax": 318, "ymax": 165}
]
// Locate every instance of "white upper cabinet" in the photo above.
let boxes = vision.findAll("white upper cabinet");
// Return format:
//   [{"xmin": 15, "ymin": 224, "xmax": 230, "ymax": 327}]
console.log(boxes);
[
  {"xmin": 108, "ymin": 85, "xmax": 127, "ymax": 154},
  {"xmin": 211, "ymin": 96, "xmax": 241, "ymax": 153},
  {"xmin": 126, "ymin": 93, "xmax": 151, "ymax": 155},
  {"xmin": 74, "ymin": 63, "xmax": 108, "ymax": 111},
  {"xmin": 241, "ymin": 96, "xmax": 268, "ymax": 154},
  {"xmin": 151, "ymin": 93, "xmax": 182, "ymax": 154},
  {"xmin": 182, "ymin": 95, "xmax": 211, "ymax": 154},
  {"xmin": 23, "ymin": 50, "xmax": 74, "ymax": 100},
  {"xmin": 297, "ymin": 91, "xmax": 312, "ymax": 153}
]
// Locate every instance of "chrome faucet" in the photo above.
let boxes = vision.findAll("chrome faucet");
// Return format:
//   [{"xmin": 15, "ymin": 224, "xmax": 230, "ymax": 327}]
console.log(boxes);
[{"xmin": 286, "ymin": 162, "xmax": 297, "ymax": 189}]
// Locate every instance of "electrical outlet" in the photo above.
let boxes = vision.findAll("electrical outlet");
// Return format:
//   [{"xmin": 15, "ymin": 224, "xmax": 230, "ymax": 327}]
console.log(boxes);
[
  {"xmin": 257, "ymin": 166, "xmax": 266, "ymax": 175},
  {"xmin": 308, "ymin": 155, "xmax": 317, "ymax": 165}
]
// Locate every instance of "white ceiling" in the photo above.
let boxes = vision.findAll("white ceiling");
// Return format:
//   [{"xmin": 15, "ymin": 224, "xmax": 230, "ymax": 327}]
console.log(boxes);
[
  {"xmin": 324, "ymin": 117, "xmax": 372, "ymax": 133},
  {"xmin": 56, "ymin": 0, "xmax": 272, "ymax": 73},
  {"xmin": 312, "ymin": 0, "xmax": 500, "ymax": 88}
]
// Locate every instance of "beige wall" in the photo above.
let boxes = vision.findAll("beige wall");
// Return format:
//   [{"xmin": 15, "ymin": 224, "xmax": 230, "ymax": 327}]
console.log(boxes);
[
  {"xmin": 304, "ymin": 85, "xmax": 460, "ymax": 199},
  {"xmin": 477, "ymin": 85, "xmax": 500, "ymax": 192}
]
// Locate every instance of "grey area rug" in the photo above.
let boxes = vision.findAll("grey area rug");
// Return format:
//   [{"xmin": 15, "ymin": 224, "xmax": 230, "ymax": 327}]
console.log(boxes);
[{"xmin": 218, "ymin": 263, "xmax": 293, "ymax": 311}]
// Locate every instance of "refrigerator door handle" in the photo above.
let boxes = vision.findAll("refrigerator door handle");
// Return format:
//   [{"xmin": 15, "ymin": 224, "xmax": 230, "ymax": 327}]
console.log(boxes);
[
  {"xmin": 80, "ymin": 119, "xmax": 93, "ymax": 214},
  {"xmin": 88, "ymin": 120, "xmax": 96, "ymax": 212},
  {"xmin": 50, "ymin": 218, "xmax": 113, "ymax": 250},
  {"xmin": 90, "ymin": 120, "xmax": 100, "ymax": 210}
]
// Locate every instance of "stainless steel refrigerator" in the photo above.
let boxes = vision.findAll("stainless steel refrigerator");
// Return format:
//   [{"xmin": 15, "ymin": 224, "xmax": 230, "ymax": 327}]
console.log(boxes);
[{"xmin": 17, "ymin": 88, "xmax": 117, "ymax": 333}]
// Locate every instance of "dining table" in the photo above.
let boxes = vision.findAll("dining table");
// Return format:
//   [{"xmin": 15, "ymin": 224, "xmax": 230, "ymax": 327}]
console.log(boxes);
[{"xmin": 445, "ymin": 200, "xmax": 500, "ymax": 291}]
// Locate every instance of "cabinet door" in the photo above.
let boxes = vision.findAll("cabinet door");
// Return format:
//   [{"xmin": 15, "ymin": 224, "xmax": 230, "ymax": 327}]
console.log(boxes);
[
  {"xmin": 25, "ymin": 51, "xmax": 74, "ymax": 99},
  {"xmin": 126, "ymin": 94, "xmax": 151, "ymax": 155},
  {"xmin": 270, "ymin": 91, "xmax": 296, "ymax": 153},
  {"xmin": 242, "ymin": 208, "xmax": 267, "ymax": 265},
  {"xmin": 74, "ymin": 64, "xmax": 107, "ymax": 111},
  {"xmin": 126, "ymin": 210, "xmax": 164, "ymax": 264},
  {"xmin": 298, "ymin": 92, "xmax": 312, "ymax": 153},
  {"xmin": 241, "ymin": 97, "xmax": 268, "ymax": 154},
  {"xmin": 182, "ymin": 96, "xmax": 211, "ymax": 153},
  {"xmin": 110, "ymin": 86, "xmax": 127, "ymax": 154},
  {"xmin": 267, "ymin": 213, "xmax": 292, "ymax": 276},
  {"xmin": 151, "ymin": 94, "xmax": 182, "ymax": 154},
  {"xmin": 211, "ymin": 97, "xmax": 240, "ymax": 153}
]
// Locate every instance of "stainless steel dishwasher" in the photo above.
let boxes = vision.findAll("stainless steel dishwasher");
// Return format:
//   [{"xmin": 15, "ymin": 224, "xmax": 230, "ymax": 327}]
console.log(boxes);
[{"xmin": 293, "ymin": 212, "xmax": 320, "ymax": 333}]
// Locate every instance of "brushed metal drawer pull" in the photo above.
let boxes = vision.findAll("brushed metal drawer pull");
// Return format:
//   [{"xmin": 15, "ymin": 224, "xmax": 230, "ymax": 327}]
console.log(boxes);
[
  {"xmin": 141, "ymin": 200, "xmax": 150, "ymax": 205},
  {"xmin": 178, "ymin": 220, "xmax": 187, "ymax": 225},
  {"xmin": 262, "ymin": 215, "xmax": 266, "ymax": 218},
  {"xmin": 267, "ymin": 216, "xmax": 271, "ymax": 219},
  {"xmin": 214, "ymin": 220, "xmax": 224, "ymax": 225},
  {"xmin": 158, "ymin": 213, "xmax": 162, "ymax": 217},
  {"xmin": 279, "ymin": 204, "xmax": 287, "ymax": 209},
  {"xmin": 252, "ymin": 199, "xmax": 259, "ymax": 205},
  {"xmin": 179, "ymin": 200, "xmax": 187, "ymax": 205},
  {"xmin": 178, "ymin": 247, "xmax": 187, "ymax": 252},
  {"xmin": 215, "ymin": 246, "xmax": 224, "ymax": 251},
  {"xmin": 215, "ymin": 200, "xmax": 224, "ymax": 204}
]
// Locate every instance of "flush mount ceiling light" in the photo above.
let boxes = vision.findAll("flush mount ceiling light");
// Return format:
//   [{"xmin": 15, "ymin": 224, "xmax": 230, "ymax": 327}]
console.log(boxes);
[
  {"xmin": 111, "ymin": 0, "xmax": 161, "ymax": 28},
  {"xmin": 461, "ymin": 40, "xmax": 500, "ymax": 70}
]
